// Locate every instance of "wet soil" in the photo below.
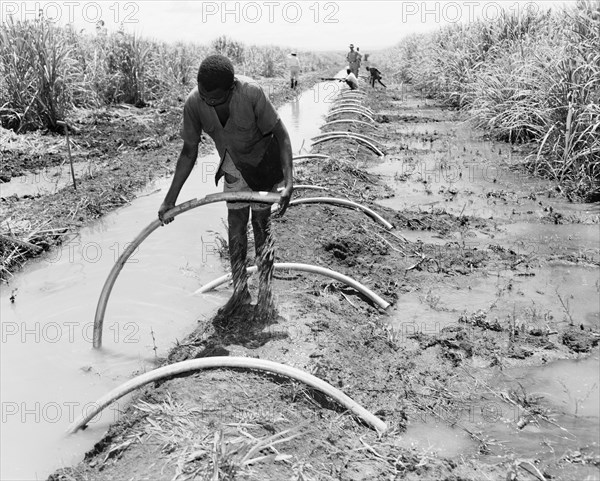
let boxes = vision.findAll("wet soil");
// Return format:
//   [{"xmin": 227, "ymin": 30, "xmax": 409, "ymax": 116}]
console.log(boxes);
[{"xmin": 42, "ymin": 83, "xmax": 600, "ymax": 481}]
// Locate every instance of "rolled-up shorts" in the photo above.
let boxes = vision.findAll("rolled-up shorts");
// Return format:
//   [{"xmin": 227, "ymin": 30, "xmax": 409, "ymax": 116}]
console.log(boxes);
[{"xmin": 221, "ymin": 152, "xmax": 281, "ymax": 211}]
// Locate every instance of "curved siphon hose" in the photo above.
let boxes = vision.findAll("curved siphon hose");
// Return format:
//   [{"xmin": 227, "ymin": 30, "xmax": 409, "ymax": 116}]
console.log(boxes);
[
  {"xmin": 325, "ymin": 110, "xmax": 375, "ymax": 123},
  {"xmin": 311, "ymin": 131, "xmax": 384, "ymax": 147},
  {"xmin": 194, "ymin": 262, "xmax": 391, "ymax": 310},
  {"xmin": 311, "ymin": 135, "xmax": 384, "ymax": 157},
  {"xmin": 66, "ymin": 357, "xmax": 388, "ymax": 434},
  {"xmin": 319, "ymin": 119, "xmax": 379, "ymax": 130},
  {"xmin": 287, "ymin": 197, "xmax": 393, "ymax": 229},
  {"xmin": 331, "ymin": 103, "xmax": 375, "ymax": 115},
  {"xmin": 332, "ymin": 98, "xmax": 369, "ymax": 105},
  {"xmin": 327, "ymin": 106, "xmax": 375, "ymax": 117},
  {"xmin": 92, "ymin": 192, "xmax": 281, "ymax": 349}
]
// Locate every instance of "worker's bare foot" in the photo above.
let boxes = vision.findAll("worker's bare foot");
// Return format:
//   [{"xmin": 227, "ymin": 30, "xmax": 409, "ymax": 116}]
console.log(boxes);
[
  {"xmin": 216, "ymin": 288, "xmax": 252, "ymax": 319},
  {"xmin": 253, "ymin": 300, "xmax": 278, "ymax": 325}
]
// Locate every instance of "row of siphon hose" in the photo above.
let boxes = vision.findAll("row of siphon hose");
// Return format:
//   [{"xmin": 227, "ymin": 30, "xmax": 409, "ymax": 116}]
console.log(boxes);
[{"xmin": 67, "ymin": 85, "xmax": 392, "ymax": 435}]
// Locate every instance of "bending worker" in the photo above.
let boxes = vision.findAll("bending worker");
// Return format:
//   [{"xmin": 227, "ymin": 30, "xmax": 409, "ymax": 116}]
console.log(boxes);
[
  {"xmin": 367, "ymin": 66, "xmax": 387, "ymax": 88},
  {"xmin": 158, "ymin": 55, "xmax": 294, "ymax": 323}
]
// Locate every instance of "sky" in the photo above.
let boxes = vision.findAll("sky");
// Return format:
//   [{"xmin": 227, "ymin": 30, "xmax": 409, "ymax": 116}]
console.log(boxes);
[{"xmin": 1, "ymin": 1, "xmax": 574, "ymax": 51}]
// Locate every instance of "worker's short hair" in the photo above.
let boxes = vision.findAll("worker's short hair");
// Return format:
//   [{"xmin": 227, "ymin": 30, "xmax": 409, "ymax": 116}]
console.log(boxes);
[
  {"xmin": 346, "ymin": 68, "xmax": 351, "ymax": 74},
  {"xmin": 197, "ymin": 55, "xmax": 235, "ymax": 92}
]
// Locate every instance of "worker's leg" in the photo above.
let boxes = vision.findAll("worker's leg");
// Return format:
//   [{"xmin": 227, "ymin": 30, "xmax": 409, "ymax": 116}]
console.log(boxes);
[
  {"xmin": 251, "ymin": 206, "xmax": 276, "ymax": 320},
  {"xmin": 218, "ymin": 206, "xmax": 251, "ymax": 317}
]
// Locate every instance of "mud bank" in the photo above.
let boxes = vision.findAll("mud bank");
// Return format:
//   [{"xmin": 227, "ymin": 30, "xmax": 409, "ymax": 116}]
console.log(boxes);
[{"xmin": 47, "ymin": 83, "xmax": 600, "ymax": 481}]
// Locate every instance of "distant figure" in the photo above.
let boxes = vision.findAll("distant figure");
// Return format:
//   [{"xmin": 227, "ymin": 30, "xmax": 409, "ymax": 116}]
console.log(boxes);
[
  {"xmin": 286, "ymin": 52, "xmax": 301, "ymax": 89},
  {"xmin": 356, "ymin": 47, "xmax": 362, "ymax": 73},
  {"xmin": 366, "ymin": 66, "xmax": 386, "ymax": 88},
  {"xmin": 344, "ymin": 68, "xmax": 359, "ymax": 90},
  {"xmin": 363, "ymin": 53, "xmax": 370, "ymax": 71},
  {"xmin": 346, "ymin": 44, "xmax": 360, "ymax": 77},
  {"xmin": 95, "ymin": 19, "xmax": 107, "ymax": 36}
]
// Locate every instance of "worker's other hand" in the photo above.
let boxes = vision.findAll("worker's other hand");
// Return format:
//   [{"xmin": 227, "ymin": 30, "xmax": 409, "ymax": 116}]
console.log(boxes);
[
  {"xmin": 276, "ymin": 185, "xmax": 293, "ymax": 217},
  {"xmin": 158, "ymin": 201, "xmax": 176, "ymax": 225}
]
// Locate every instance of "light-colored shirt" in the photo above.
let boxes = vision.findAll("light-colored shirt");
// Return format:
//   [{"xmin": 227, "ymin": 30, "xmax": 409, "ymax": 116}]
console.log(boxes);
[
  {"xmin": 345, "ymin": 72, "xmax": 359, "ymax": 90},
  {"xmin": 286, "ymin": 55, "xmax": 300, "ymax": 69},
  {"xmin": 346, "ymin": 50, "xmax": 360, "ymax": 65},
  {"xmin": 180, "ymin": 75, "xmax": 280, "ymax": 174}
]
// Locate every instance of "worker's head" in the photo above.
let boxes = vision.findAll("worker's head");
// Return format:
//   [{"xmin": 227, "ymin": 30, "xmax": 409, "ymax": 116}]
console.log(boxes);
[
  {"xmin": 349, "ymin": 43, "xmax": 354, "ymax": 50},
  {"xmin": 197, "ymin": 55, "xmax": 235, "ymax": 106},
  {"xmin": 346, "ymin": 68, "xmax": 351, "ymax": 74}
]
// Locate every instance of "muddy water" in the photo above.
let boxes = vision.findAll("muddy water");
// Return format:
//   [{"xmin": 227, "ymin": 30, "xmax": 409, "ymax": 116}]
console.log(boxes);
[
  {"xmin": 485, "ymin": 355, "xmax": 600, "ymax": 458},
  {"xmin": 0, "ymin": 161, "xmax": 94, "ymax": 198},
  {"xmin": 0, "ymin": 82, "xmax": 336, "ymax": 480},
  {"xmin": 374, "ymin": 96, "xmax": 599, "ymax": 461}
]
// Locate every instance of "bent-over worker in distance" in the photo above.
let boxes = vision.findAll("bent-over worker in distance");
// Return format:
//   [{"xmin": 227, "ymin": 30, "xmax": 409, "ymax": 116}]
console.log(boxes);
[{"xmin": 367, "ymin": 66, "xmax": 387, "ymax": 88}]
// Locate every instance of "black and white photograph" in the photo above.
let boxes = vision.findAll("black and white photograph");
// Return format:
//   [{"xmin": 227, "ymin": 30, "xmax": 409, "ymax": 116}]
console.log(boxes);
[{"xmin": 0, "ymin": 1, "xmax": 599, "ymax": 480}]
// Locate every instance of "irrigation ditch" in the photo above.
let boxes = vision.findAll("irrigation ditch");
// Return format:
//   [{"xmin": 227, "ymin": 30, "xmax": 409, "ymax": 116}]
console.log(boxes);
[{"xmin": 1, "ymin": 77, "xmax": 599, "ymax": 481}]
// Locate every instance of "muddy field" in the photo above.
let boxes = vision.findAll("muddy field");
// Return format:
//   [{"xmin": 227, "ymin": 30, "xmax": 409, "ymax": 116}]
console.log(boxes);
[{"xmin": 6, "ymin": 80, "xmax": 598, "ymax": 481}]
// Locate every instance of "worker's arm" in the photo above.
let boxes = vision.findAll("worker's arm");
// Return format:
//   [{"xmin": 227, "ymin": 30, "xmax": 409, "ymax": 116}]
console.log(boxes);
[
  {"xmin": 271, "ymin": 119, "xmax": 294, "ymax": 216},
  {"xmin": 158, "ymin": 140, "xmax": 199, "ymax": 224}
]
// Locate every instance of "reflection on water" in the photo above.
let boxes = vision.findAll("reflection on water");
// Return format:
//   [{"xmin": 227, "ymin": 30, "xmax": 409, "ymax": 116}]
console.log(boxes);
[
  {"xmin": 519, "ymin": 357, "xmax": 599, "ymax": 419},
  {"xmin": 291, "ymin": 97, "xmax": 300, "ymax": 129},
  {"xmin": 397, "ymin": 421, "xmax": 477, "ymax": 458},
  {"xmin": 278, "ymin": 80, "xmax": 344, "ymax": 155},
  {"xmin": 480, "ymin": 356, "xmax": 600, "ymax": 459},
  {"xmin": 398, "ymin": 357, "xmax": 600, "ymax": 462},
  {"xmin": 0, "ymin": 161, "xmax": 93, "ymax": 198}
]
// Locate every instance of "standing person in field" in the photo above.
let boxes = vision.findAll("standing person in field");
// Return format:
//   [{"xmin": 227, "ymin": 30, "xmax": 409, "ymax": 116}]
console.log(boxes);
[
  {"xmin": 346, "ymin": 44, "xmax": 360, "ymax": 77},
  {"xmin": 286, "ymin": 52, "xmax": 301, "ymax": 89},
  {"xmin": 355, "ymin": 47, "xmax": 362, "ymax": 74},
  {"xmin": 158, "ymin": 55, "xmax": 294, "ymax": 323}
]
